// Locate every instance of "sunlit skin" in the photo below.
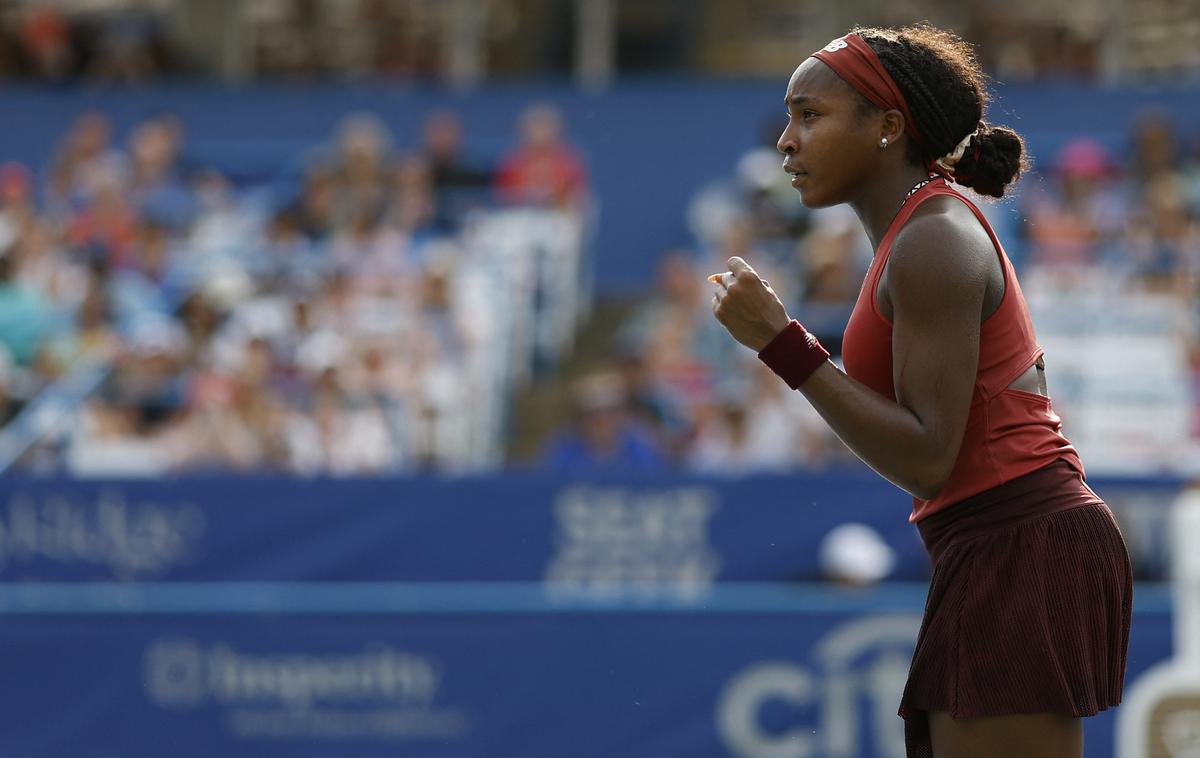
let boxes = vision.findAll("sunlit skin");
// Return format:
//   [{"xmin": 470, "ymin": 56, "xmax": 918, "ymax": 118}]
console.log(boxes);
[{"xmin": 708, "ymin": 53, "xmax": 1081, "ymax": 757}]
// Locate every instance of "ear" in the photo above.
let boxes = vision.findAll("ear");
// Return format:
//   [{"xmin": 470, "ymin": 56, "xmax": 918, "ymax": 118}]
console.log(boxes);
[{"xmin": 879, "ymin": 109, "xmax": 906, "ymax": 147}]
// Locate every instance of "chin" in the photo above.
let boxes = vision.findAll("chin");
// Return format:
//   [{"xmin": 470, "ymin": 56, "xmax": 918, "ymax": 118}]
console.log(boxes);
[{"xmin": 796, "ymin": 187, "xmax": 838, "ymax": 209}]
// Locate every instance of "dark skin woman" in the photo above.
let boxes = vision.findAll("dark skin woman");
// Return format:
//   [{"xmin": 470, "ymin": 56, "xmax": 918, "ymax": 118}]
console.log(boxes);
[{"xmin": 710, "ymin": 26, "xmax": 1123, "ymax": 758}]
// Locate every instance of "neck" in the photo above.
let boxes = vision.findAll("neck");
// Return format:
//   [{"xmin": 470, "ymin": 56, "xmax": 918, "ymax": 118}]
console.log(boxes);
[{"xmin": 850, "ymin": 164, "xmax": 936, "ymax": 252}]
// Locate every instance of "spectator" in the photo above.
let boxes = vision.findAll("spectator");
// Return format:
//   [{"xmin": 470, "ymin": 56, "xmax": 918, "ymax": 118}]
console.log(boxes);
[
  {"xmin": 421, "ymin": 109, "xmax": 492, "ymax": 230},
  {"xmin": 46, "ymin": 112, "xmax": 126, "ymax": 215},
  {"xmin": 331, "ymin": 113, "xmax": 393, "ymax": 224},
  {"xmin": 1022, "ymin": 138, "xmax": 1124, "ymax": 271},
  {"xmin": 495, "ymin": 104, "xmax": 588, "ymax": 210},
  {"xmin": 0, "ymin": 245, "xmax": 52, "ymax": 366},
  {"xmin": 541, "ymin": 371, "xmax": 664, "ymax": 471}
]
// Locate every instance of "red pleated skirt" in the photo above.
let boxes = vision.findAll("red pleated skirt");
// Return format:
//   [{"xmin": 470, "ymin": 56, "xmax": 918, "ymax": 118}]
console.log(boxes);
[{"xmin": 898, "ymin": 458, "xmax": 1133, "ymax": 758}]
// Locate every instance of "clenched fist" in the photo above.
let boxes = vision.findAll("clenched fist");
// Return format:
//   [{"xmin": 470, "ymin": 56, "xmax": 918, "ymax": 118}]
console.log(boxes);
[{"xmin": 709, "ymin": 256, "xmax": 792, "ymax": 352}]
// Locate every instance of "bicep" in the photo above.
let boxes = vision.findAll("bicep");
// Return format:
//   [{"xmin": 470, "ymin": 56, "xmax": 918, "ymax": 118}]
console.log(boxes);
[{"xmin": 886, "ymin": 229, "xmax": 989, "ymax": 460}]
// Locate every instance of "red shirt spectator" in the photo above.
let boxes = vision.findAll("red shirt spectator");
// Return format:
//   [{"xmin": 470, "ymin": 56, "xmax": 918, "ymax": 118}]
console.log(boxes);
[{"xmin": 495, "ymin": 104, "xmax": 587, "ymax": 209}]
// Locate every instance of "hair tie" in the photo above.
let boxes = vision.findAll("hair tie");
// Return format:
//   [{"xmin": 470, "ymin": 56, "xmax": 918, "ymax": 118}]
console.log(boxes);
[{"xmin": 936, "ymin": 127, "xmax": 979, "ymax": 173}]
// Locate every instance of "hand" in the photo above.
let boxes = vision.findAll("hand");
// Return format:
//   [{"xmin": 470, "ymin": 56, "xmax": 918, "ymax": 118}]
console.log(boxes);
[{"xmin": 709, "ymin": 256, "xmax": 792, "ymax": 352}]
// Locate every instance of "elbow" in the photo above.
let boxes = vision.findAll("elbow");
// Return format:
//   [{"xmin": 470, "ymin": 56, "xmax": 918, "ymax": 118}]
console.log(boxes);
[{"xmin": 907, "ymin": 457, "xmax": 956, "ymax": 501}]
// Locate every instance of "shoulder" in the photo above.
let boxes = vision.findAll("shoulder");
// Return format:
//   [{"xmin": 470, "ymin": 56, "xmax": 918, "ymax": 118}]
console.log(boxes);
[{"xmin": 886, "ymin": 194, "xmax": 996, "ymax": 296}]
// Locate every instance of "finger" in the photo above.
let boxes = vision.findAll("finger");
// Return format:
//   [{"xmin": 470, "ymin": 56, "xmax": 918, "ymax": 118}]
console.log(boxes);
[
  {"xmin": 722, "ymin": 272, "xmax": 736, "ymax": 289},
  {"xmin": 727, "ymin": 256, "xmax": 756, "ymax": 277},
  {"xmin": 707, "ymin": 272, "xmax": 729, "ymax": 290}
]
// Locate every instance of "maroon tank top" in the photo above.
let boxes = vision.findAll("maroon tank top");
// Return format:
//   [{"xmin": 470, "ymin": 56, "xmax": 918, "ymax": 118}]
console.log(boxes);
[{"xmin": 841, "ymin": 178, "xmax": 1082, "ymax": 522}]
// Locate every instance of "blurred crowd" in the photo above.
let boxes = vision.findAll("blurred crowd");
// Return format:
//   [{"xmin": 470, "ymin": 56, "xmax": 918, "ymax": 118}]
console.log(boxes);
[
  {"xmin": 6, "ymin": 100, "xmax": 1199, "ymax": 478},
  {"xmin": 0, "ymin": 104, "xmax": 589, "ymax": 475},
  {"xmin": 544, "ymin": 113, "xmax": 1200, "ymax": 476}
]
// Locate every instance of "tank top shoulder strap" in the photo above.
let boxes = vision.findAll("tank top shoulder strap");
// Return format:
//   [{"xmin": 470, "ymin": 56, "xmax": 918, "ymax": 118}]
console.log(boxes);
[
  {"xmin": 922, "ymin": 182, "xmax": 1005, "ymax": 254},
  {"xmin": 866, "ymin": 177, "xmax": 956, "ymax": 317}
]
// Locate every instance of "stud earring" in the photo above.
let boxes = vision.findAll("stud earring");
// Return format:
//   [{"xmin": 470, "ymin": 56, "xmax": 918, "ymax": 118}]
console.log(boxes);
[{"xmin": 880, "ymin": 137, "xmax": 889, "ymax": 148}]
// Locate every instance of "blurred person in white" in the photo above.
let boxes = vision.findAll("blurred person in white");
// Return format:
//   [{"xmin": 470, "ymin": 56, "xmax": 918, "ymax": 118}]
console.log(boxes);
[
  {"xmin": 45, "ymin": 112, "xmax": 126, "ymax": 216},
  {"xmin": 188, "ymin": 169, "xmax": 264, "ymax": 276},
  {"xmin": 251, "ymin": 208, "xmax": 326, "ymax": 291},
  {"xmin": 1021, "ymin": 138, "xmax": 1125, "ymax": 272},
  {"xmin": 304, "ymin": 264, "xmax": 416, "ymax": 351},
  {"xmin": 286, "ymin": 331, "xmax": 399, "ymax": 475},
  {"xmin": 687, "ymin": 362, "xmax": 847, "ymax": 475},
  {"xmin": 402, "ymin": 254, "xmax": 481, "ymax": 471},
  {"xmin": 818, "ymin": 523, "xmax": 897, "ymax": 587},
  {"xmin": 329, "ymin": 205, "xmax": 411, "ymax": 295},
  {"xmin": 67, "ymin": 315, "xmax": 188, "ymax": 476},
  {"xmin": 108, "ymin": 219, "xmax": 188, "ymax": 327},
  {"xmin": 495, "ymin": 104, "xmax": 589, "ymax": 211},
  {"xmin": 125, "ymin": 116, "xmax": 193, "ymax": 230},
  {"xmin": 330, "ymin": 113, "xmax": 394, "ymax": 225},
  {"xmin": 540, "ymin": 370, "xmax": 665, "ymax": 471}
]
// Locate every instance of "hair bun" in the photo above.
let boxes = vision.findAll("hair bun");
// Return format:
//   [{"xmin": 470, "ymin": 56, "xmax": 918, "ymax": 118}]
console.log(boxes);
[{"xmin": 954, "ymin": 124, "xmax": 1027, "ymax": 198}]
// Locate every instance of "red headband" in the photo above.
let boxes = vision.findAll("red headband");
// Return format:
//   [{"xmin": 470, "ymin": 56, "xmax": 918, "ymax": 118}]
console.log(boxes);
[{"xmin": 810, "ymin": 34, "xmax": 926, "ymax": 148}]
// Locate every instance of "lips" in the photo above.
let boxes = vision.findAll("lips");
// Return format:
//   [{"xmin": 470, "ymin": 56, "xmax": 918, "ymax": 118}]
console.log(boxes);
[{"xmin": 784, "ymin": 164, "xmax": 807, "ymax": 188}]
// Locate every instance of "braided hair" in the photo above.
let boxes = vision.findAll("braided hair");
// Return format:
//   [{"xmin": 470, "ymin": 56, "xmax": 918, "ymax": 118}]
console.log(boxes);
[{"xmin": 853, "ymin": 24, "xmax": 1027, "ymax": 198}]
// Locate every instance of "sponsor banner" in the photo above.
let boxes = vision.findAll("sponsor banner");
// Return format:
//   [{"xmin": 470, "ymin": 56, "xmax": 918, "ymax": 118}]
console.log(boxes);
[
  {"xmin": 0, "ymin": 586, "xmax": 1173, "ymax": 758},
  {"xmin": 0, "ymin": 473, "xmax": 1179, "ymax": 584}
]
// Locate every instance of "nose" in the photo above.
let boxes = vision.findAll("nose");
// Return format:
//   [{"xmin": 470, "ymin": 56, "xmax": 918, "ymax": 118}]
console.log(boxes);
[{"xmin": 777, "ymin": 125, "xmax": 798, "ymax": 155}]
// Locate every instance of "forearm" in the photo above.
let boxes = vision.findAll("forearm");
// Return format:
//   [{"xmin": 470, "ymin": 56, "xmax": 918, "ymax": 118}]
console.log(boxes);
[{"xmin": 797, "ymin": 362, "xmax": 954, "ymax": 499}]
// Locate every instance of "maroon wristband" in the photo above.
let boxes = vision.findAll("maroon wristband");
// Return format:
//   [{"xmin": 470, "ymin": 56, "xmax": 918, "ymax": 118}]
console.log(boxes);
[{"xmin": 757, "ymin": 320, "xmax": 830, "ymax": 390}]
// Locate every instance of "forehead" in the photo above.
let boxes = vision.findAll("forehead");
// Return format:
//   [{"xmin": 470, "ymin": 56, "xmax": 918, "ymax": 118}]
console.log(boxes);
[{"xmin": 785, "ymin": 57, "xmax": 851, "ymax": 103}]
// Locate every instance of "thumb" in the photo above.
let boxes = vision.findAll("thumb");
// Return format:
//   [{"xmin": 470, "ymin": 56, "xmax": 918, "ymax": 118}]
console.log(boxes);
[{"xmin": 727, "ymin": 256, "xmax": 756, "ymax": 277}]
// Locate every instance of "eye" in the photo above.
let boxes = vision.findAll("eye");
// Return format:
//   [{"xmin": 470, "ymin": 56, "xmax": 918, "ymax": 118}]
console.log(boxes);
[{"xmin": 802, "ymin": 110, "xmax": 819, "ymax": 121}]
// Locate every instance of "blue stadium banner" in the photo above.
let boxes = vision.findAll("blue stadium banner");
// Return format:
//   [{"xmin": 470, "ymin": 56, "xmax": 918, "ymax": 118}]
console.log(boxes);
[
  {"xmin": 0, "ymin": 473, "xmax": 1179, "ymax": 585},
  {"xmin": 0, "ymin": 584, "xmax": 1173, "ymax": 758}
]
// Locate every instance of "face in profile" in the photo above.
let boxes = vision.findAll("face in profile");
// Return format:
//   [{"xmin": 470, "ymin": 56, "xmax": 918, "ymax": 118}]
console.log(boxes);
[{"xmin": 777, "ymin": 58, "xmax": 881, "ymax": 208}]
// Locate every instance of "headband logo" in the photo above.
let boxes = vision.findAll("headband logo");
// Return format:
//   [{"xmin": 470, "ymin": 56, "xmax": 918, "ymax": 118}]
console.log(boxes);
[{"xmin": 822, "ymin": 38, "xmax": 849, "ymax": 53}]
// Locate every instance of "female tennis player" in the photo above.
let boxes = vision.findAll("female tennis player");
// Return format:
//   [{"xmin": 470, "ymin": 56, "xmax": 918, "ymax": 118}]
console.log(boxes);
[{"xmin": 709, "ymin": 25, "xmax": 1132, "ymax": 758}]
